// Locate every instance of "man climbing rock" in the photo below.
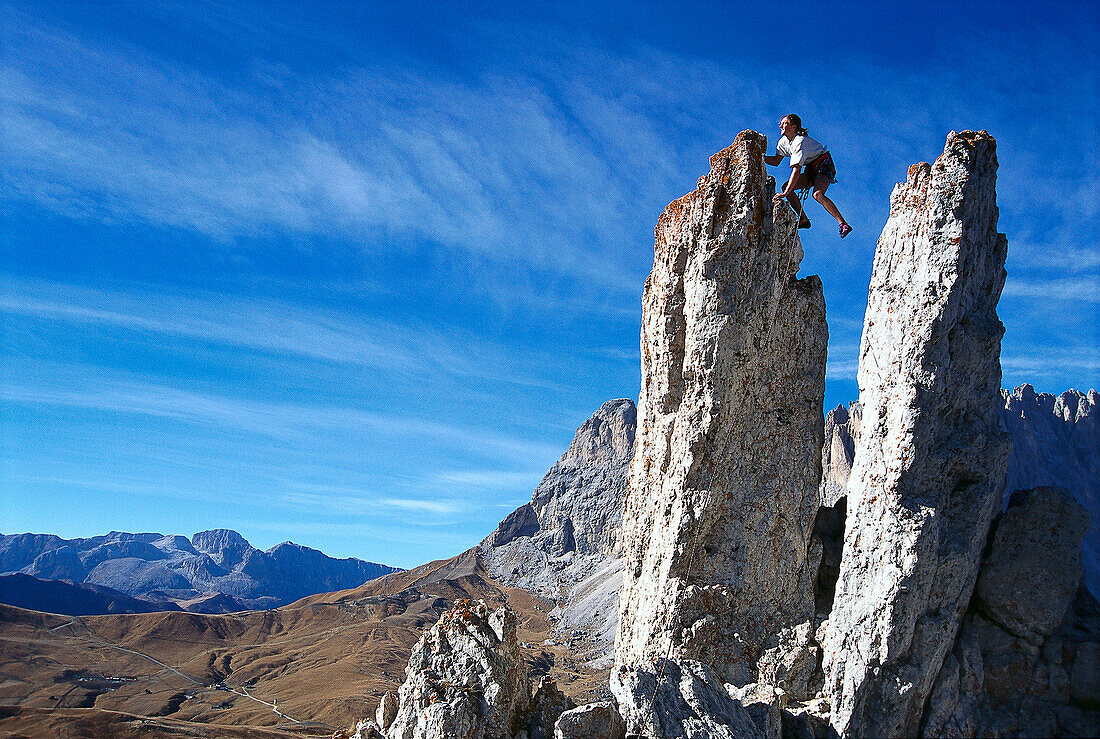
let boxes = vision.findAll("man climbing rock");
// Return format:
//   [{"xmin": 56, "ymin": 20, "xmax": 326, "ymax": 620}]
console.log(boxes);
[{"xmin": 764, "ymin": 113, "xmax": 853, "ymax": 238}]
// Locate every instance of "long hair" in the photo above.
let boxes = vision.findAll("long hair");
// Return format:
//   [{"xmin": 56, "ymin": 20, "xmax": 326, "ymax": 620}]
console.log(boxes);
[{"xmin": 784, "ymin": 113, "xmax": 808, "ymax": 136}]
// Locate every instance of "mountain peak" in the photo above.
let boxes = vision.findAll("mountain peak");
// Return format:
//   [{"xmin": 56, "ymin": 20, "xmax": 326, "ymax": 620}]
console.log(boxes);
[{"xmin": 190, "ymin": 529, "xmax": 256, "ymax": 570}]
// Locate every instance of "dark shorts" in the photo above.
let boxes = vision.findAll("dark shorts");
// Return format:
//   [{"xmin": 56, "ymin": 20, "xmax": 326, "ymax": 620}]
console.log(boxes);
[{"xmin": 806, "ymin": 151, "xmax": 836, "ymax": 187}]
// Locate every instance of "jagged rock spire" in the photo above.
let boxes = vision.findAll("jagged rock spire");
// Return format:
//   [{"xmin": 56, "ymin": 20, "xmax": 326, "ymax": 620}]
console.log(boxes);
[
  {"xmin": 822, "ymin": 131, "xmax": 1011, "ymax": 737},
  {"xmin": 614, "ymin": 129, "xmax": 827, "ymax": 685}
]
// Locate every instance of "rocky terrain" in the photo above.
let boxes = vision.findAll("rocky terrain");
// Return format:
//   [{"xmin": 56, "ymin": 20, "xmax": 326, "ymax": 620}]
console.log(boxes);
[
  {"xmin": 355, "ymin": 131, "xmax": 1098, "ymax": 739},
  {"xmin": 823, "ymin": 385, "xmax": 1100, "ymax": 607},
  {"xmin": 0, "ymin": 529, "xmax": 398, "ymax": 613},
  {"xmin": 480, "ymin": 398, "xmax": 635, "ymax": 662}
]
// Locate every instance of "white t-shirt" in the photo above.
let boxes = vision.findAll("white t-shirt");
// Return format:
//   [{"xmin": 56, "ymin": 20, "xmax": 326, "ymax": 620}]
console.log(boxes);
[{"xmin": 775, "ymin": 134, "xmax": 826, "ymax": 168}]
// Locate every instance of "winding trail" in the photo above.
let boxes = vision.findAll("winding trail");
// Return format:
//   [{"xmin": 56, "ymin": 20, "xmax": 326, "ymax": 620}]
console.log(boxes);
[{"xmin": 44, "ymin": 615, "xmax": 320, "ymax": 728}]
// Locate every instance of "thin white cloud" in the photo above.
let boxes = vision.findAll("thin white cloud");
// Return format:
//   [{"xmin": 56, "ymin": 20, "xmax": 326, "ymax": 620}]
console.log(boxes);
[
  {"xmin": 1009, "ymin": 245, "xmax": 1100, "ymax": 272},
  {"xmin": 0, "ymin": 359, "xmax": 563, "ymax": 461},
  {"xmin": 0, "ymin": 13, "xmax": 677, "ymax": 290},
  {"xmin": 1003, "ymin": 277, "xmax": 1100, "ymax": 303},
  {"xmin": 825, "ymin": 359, "xmax": 859, "ymax": 380},
  {"xmin": 377, "ymin": 498, "xmax": 463, "ymax": 515},
  {"xmin": 0, "ymin": 276, "xmax": 579, "ymax": 392},
  {"xmin": 1001, "ymin": 352, "xmax": 1100, "ymax": 380},
  {"xmin": 430, "ymin": 469, "xmax": 545, "ymax": 490}
]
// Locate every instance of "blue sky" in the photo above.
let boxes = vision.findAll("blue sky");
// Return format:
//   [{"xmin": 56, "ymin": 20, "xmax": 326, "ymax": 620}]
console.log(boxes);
[{"xmin": 1, "ymin": 1, "xmax": 1096, "ymax": 569}]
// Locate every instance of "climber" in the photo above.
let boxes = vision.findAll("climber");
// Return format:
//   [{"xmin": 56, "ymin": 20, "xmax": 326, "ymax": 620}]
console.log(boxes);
[{"xmin": 764, "ymin": 113, "xmax": 853, "ymax": 238}]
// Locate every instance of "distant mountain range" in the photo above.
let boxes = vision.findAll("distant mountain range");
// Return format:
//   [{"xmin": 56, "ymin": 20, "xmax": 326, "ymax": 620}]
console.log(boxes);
[{"xmin": 0, "ymin": 529, "xmax": 399, "ymax": 615}]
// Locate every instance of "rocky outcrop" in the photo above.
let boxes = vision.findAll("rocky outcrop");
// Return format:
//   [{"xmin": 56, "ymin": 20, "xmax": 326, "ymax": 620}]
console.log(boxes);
[
  {"xmin": 553, "ymin": 702, "xmax": 625, "ymax": 739},
  {"xmin": 481, "ymin": 399, "xmax": 635, "ymax": 657},
  {"xmin": 524, "ymin": 676, "xmax": 575, "ymax": 739},
  {"xmin": 822, "ymin": 131, "xmax": 1011, "ymax": 737},
  {"xmin": 923, "ymin": 487, "xmax": 1100, "ymax": 737},
  {"xmin": 610, "ymin": 659, "xmax": 762, "ymax": 739},
  {"xmin": 1001, "ymin": 385, "xmax": 1100, "ymax": 597},
  {"xmin": 376, "ymin": 691, "xmax": 397, "ymax": 734},
  {"xmin": 614, "ymin": 129, "xmax": 827, "ymax": 686},
  {"xmin": 386, "ymin": 600, "xmax": 530, "ymax": 739}
]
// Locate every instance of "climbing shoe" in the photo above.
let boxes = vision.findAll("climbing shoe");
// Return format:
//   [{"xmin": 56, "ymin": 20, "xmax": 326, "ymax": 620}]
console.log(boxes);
[
  {"xmin": 839, "ymin": 223, "xmax": 853, "ymax": 238},
  {"xmin": 798, "ymin": 219, "xmax": 811, "ymax": 229}
]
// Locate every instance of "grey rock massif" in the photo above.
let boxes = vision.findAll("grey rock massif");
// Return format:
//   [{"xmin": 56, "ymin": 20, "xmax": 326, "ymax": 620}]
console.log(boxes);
[
  {"xmin": 481, "ymin": 398, "xmax": 635, "ymax": 658},
  {"xmin": 824, "ymin": 387, "xmax": 1100, "ymax": 604},
  {"xmin": 823, "ymin": 385, "xmax": 1100, "ymax": 606},
  {"xmin": 0, "ymin": 528, "xmax": 398, "ymax": 612},
  {"xmin": 1002, "ymin": 385, "xmax": 1100, "ymax": 597},
  {"xmin": 822, "ymin": 131, "xmax": 1012, "ymax": 737},
  {"xmin": 923, "ymin": 488, "xmax": 1100, "ymax": 736},
  {"xmin": 614, "ymin": 129, "xmax": 827, "ymax": 685}
]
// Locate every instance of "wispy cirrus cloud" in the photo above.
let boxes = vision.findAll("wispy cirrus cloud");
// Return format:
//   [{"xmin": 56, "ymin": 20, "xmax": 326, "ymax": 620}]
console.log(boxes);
[
  {"xmin": 0, "ymin": 10, "xmax": 686, "ymax": 290},
  {"xmin": 1003, "ymin": 276, "xmax": 1100, "ymax": 303},
  {"xmin": 1001, "ymin": 351, "xmax": 1100, "ymax": 382},
  {"xmin": 0, "ymin": 358, "xmax": 563, "ymax": 461},
  {"xmin": 0, "ymin": 276, "xmax": 585, "ymax": 392}
]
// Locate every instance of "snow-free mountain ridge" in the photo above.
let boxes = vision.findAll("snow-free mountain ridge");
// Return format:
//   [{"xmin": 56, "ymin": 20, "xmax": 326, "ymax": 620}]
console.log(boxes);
[{"xmin": 0, "ymin": 528, "xmax": 398, "ymax": 613}]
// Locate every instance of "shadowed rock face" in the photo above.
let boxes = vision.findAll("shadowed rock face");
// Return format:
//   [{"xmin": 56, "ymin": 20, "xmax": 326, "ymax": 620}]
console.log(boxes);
[
  {"xmin": 821, "ymin": 387, "xmax": 1100, "ymax": 600},
  {"xmin": 822, "ymin": 131, "xmax": 1011, "ymax": 738},
  {"xmin": 923, "ymin": 488, "xmax": 1100, "ymax": 737},
  {"xmin": 1001, "ymin": 385, "xmax": 1100, "ymax": 597},
  {"xmin": 614, "ymin": 129, "xmax": 827, "ymax": 685}
]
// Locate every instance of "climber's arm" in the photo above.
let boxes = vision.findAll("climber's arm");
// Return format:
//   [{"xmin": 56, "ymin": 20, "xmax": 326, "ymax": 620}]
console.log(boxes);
[
  {"xmin": 779, "ymin": 165, "xmax": 800, "ymax": 197},
  {"xmin": 764, "ymin": 154, "xmax": 783, "ymax": 165}
]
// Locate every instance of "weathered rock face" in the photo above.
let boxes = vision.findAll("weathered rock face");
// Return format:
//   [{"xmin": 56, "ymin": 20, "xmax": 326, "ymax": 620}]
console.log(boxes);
[
  {"xmin": 480, "ymin": 399, "xmax": 635, "ymax": 657},
  {"xmin": 1001, "ymin": 384, "xmax": 1100, "ymax": 597},
  {"xmin": 822, "ymin": 386, "xmax": 1100, "ymax": 601},
  {"xmin": 553, "ymin": 702, "xmax": 626, "ymax": 739},
  {"xmin": 610, "ymin": 659, "xmax": 762, "ymax": 739},
  {"xmin": 614, "ymin": 129, "xmax": 827, "ymax": 685},
  {"xmin": 923, "ymin": 487, "xmax": 1100, "ymax": 737},
  {"xmin": 386, "ymin": 600, "xmax": 529, "ymax": 739},
  {"xmin": 822, "ymin": 131, "xmax": 1011, "ymax": 737}
]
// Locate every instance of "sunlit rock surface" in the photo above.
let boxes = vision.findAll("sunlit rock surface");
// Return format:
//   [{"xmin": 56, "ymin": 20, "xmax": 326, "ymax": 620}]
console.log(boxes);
[{"xmin": 822, "ymin": 131, "xmax": 1011, "ymax": 738}]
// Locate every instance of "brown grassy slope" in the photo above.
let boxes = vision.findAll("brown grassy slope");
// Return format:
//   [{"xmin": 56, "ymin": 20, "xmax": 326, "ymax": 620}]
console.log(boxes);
[
  {"xmin": 0, "ymin": 706, "xmax": 308, "ymax": 738},
  {"xmin": 0, "ymin": 548, "xmax": 608, "ymax": 738}
]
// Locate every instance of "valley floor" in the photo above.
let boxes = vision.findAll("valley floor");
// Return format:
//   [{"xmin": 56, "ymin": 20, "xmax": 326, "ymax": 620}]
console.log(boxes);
[{"xmin": 0, "ymin": 550, "xmax": 608, "ymax": 737}]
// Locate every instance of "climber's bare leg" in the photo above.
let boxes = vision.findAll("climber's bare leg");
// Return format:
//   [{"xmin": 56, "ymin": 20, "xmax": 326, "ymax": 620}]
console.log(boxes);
[
  {"xmin": 785, "ymin": 172, "xmax": 810, "ymax": 225},
  {"xmin": 813, "ymin": 181, "xmax": 846, "ymax": 225}
]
